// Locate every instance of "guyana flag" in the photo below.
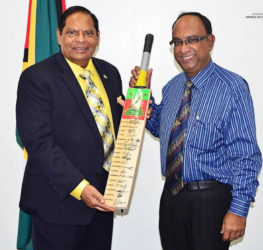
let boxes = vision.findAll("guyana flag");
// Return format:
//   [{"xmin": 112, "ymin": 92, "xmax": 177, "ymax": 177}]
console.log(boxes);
[{"xmin": 16, "ymin": 0, "xmax": 66, "ymax": 249}]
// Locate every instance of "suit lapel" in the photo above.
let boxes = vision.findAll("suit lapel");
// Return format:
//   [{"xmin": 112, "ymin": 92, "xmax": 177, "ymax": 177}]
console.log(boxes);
[{"xmin": 56, "ymin": 53, "xmax": 102, "ymax": 144}]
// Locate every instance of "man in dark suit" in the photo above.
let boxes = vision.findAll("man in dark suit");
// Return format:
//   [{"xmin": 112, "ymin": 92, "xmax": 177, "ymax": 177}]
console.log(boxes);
[{"xmin": 16, "ymin": 6, "xmax": 124, "ymax": 250}]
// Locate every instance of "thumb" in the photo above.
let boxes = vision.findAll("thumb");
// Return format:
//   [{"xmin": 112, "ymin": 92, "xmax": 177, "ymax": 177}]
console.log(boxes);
[
  {"xmin": 146, "ymin": 68, "xmax": 153, "ymax": 89},
  {"xmin": 117, "ymin": 96, "xmax": 125, "ymax": 107}
]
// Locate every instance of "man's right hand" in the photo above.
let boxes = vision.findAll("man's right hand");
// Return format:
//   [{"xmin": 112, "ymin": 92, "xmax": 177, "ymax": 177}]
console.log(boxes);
[
  {"xmin": 81, "ymin": 184, "xmax": 115, "ymax": 212},
  {"xmin": 129, "ymin": 66, "xmax": 152, "ymax": 88}
]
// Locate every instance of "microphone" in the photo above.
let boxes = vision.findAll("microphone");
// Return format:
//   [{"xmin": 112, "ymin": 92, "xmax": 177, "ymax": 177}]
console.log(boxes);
[{"xmin": 135, "ymin": 33, "xmax": 154, "ymax": 88}]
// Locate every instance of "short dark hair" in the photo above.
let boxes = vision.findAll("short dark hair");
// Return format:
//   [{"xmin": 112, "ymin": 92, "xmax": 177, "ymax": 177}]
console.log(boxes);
[
  {"xmin": 172, "ymin": 12, "xmax": 212, "ymax": 35},
  {"xmin": 58, "ymin": 6, "xmax": 99, "ymax": 34}
]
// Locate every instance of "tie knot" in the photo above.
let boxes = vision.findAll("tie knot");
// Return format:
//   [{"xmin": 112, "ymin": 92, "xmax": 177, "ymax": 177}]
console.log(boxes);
[
  {"xmin": 80, "ymin": 70, "xmax": 91, "ymax": 80},
  {"xmin": 186, "ymin": 81, "xmax": 193, "ymax": 89}
]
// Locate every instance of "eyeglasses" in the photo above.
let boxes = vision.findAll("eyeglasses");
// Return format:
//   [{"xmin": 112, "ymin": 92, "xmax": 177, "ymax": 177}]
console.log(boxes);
[{"xmin": 169, "ymin": 35, "xmax": 208, "ymax": 47}]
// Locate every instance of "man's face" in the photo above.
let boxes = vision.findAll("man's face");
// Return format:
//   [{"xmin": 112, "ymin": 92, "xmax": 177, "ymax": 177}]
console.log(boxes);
[
  {"xmin": 57, "ymin": 11, "xmax": 99, "ymax": 68},
  {"xmin": 172, "ymin": 15, "xmax": 215, "ymax": 78}
]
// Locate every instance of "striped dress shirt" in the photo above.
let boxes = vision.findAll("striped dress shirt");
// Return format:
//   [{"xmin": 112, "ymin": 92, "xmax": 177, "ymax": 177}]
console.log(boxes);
[{"xmin": 146, "ymin": 60, "xmax": 262, "ymax": 217}]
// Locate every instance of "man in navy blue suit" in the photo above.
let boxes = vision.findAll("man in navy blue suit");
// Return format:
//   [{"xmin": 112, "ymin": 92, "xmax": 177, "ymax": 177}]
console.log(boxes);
[{"xmin": 16, "ymin": 6, "xmax": 124, "ymax": 250}]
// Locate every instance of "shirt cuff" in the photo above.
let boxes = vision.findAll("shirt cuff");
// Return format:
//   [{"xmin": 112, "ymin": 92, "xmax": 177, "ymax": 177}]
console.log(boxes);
[
  {"xmin": 70, "ymin": 179, "xmax": 89, "ymax": 200},
  {"xmin": 229, "ymin": 197, "xmax": 251, "ymax": 217}
]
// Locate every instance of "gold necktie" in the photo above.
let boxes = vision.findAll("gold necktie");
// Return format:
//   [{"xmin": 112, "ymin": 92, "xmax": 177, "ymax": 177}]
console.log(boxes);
[{"xmin": 80, "ymin": 70, "xmax": 114, "ymax": 171}]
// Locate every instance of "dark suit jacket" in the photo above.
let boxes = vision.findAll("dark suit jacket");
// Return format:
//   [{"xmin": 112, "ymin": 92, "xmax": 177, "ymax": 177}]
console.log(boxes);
[{"xmin": 16, "ymin": 52, "xmax": 124, "ymax": 225}]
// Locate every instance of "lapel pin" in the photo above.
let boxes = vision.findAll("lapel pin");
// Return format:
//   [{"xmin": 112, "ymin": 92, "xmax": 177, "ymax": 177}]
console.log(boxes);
[{"xmin": 103, "ymin": 74, "xmax": 108, "ymax": 79}]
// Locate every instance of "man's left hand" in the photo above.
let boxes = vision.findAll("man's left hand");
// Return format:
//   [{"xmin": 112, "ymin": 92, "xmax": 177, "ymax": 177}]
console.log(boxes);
[{"xmin": 221, "ymin": 211, "xmax": 246, "ymax": 241}]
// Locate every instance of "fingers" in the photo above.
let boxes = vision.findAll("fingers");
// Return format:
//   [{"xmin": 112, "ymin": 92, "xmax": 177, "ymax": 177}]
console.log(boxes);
[
  {"xmin": 220, "ymin": 222, "xmax": 232, "ymax": 241},
  {"xmin": 117, "ymin": 96, "xmax": 125, "ymax": 107},
  {"xmin": 221, "ymin": 211, "xmax": 246, "ymax": 242},
  {"xmin": 147, "ymin": 106, "xmax": 152, "ymax": 119},
  {"xmin": 220, "ymin": 222, "xmax": 225, "ymax": 235},
  {"xmin": 222, "ymin": 228, "xmax": 244, "ymax": 242},
  {"xmin": 81, "ymin": 184, "xmax": 115, "ymax": 212},
  {"xmin": 95, "ymin": 203, "xmax": 116, "ymax": 212},
  {"xmin": 221, "ymin": 225, "xmax": 231, "ymax": 241},
  {"xmin": 129, "ymin": 66, "xmax": 153, "ymax": 88},
  {"xmin": 227, "ymin": 227, "xmax": 245, "ymax": 241},
  {"xmin": 129, "ymin": 66, "xmax": 140, "ymax": 88},
  {"xmin": 146, "ymin": 68, "xmax": 153, "ymax": 88}
]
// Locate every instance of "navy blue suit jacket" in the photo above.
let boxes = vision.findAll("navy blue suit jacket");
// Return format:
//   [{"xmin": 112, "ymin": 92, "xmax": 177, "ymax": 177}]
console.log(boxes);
[{"xmin": 16, "ymin": 52, "xmax": 124, "ymax": 225}]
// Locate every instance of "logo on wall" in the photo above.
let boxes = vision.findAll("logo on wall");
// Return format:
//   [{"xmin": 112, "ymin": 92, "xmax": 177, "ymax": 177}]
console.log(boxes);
[{"xmin": 246, "ymin": 13, "xmax": 263, "ymax": 19}]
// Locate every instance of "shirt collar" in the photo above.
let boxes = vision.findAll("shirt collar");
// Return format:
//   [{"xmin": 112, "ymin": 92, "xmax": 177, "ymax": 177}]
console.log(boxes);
[
  {"xmin": 184, "ymin": 60, "xmax": 215, "ymax": 89},
  {"xmin": 65, "ymin": 58, "xmax": 94, "ymax": 80}
]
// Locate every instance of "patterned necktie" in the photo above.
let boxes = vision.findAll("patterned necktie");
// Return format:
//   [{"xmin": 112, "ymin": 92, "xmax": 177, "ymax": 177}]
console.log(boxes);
[
  {"xmin": 80, "ymin": 70, "xmax": 114, "ymax": 171},
  {"xmin": 165, "ymin": 80, "xmax": 193, "ymax": 195}
]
